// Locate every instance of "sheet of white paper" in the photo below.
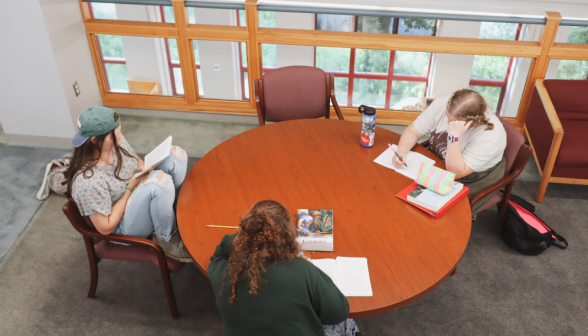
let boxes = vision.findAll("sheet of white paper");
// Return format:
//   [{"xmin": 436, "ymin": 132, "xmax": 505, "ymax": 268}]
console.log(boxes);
[
  {"xmin": 145, "ymin": 135, "xmax": 173, "ymax": 169},
  {"xmin": 374, "ymin": 145, "xmax": 435, "ymax": 180},
  {"xmin": 129, "ymin": 135, "xmax": 173, "ymax": 182},
  {"xmin": 335, "ymin": 257, "xmax": 373, "ymax": 297},
  {"xmin": 312, "ymin": 259, "xmax": 337, "ymax": 282}
]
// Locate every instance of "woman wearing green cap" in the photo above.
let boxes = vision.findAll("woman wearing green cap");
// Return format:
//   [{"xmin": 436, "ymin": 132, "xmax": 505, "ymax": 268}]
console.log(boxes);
[{"xmin": 64, "ymin": 106, "xmax": 191, "ymax": 262}]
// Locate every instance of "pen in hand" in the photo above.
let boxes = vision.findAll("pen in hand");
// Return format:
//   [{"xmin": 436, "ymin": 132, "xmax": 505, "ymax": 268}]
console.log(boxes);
[{"xmin": 388, "ymin": 143, "xmax": 408, "ymax": 167}]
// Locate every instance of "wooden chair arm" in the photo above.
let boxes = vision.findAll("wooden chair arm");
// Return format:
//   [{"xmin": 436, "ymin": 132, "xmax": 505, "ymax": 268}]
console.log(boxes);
[
  {"xmin": 254, "ymin": 79, "xmax": 265, "ymax": 126},
  {"xmin": 470, "ymin": 145, "xmax": 532, "ymax": 209},
  {"xmin": 535, "ymin": 79, "xmax": 563, "ymax": 135},
  {"xmin": 328, "ymin": 73, "xmax": 345, "ymax": 120}
]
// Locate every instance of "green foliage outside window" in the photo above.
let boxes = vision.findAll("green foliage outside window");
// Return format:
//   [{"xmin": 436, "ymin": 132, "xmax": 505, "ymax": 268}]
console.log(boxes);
[
  {"xmin": 167, "ymin": 39, "xmax": 180, "ymax": 63},
  {"xmin": 394, "ymin": 51, "xmax": 430, "ymax": 76},
  {"xmin": 567, "ymin": 26, "xmax": 588, "ymax": 44},
  {"xmin": 316, "ymin": 47, "xmax": 350, "ymax": 72},
  {"xmin": 555, "ymin": 27, "xmax": 588, "ymax": 79},
  {"xmin": 98, "ymin": 35, "xmax": 124, "ymax": 59},
  {"xmin": 556, "ymin": 60, "xmax": 588, "ymax": 79},
  {"xmin": 163, "ymin": 6, "xmax": 174, "ymax": 23},
  {"xmin": 104, "ymin": 63, "xmax": 129, "ymax": 92},
  {"xmin": 91, "ymin": 3, "xmax": 117, "ymax": 20},
  {"xmin": 469, "ymin": 85, "xmax": 501, "ymax": 112},
  {"xmin": 353, "ymin": 79, "xmax": 387, "ymax": 107},
  {"xmin": 334, "ymin": 78, "xmax": 349, "ymax": 105},
  {"xmin": 390, "ymin": 81, "xmax": 425, "ymax": 108},
  {"xmin": 355, "ymin": 49, "xmax": 390, "ymax": 73}
]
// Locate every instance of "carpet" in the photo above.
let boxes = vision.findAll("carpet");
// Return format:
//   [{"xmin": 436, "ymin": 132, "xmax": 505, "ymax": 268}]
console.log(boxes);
[
  {"xmin": 0, "ymin": 178, "xmax": 586, "ymax": 335},
  {"xmin": 0, "ymin": 146, "xmax": 69, "ymax": 262}
]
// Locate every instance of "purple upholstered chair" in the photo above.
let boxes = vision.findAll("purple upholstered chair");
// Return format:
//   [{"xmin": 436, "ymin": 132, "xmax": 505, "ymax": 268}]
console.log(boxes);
[
  {"xmin": 254, "ymin": 66, "xmax": 345, "ymax": 126},
  {"xmin": 62, "ymin": 198, "xmax": 185, "ymax": 318},
  {"xmin": 470, "ymin": 118, "xmax": 532, "ymax": 231}
]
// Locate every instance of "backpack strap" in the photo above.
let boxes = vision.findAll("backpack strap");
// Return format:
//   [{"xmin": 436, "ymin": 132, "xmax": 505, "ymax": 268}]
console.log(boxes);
[{"xmin": 551, "ymin": 232, "xmax": 568, "ymax": 249}]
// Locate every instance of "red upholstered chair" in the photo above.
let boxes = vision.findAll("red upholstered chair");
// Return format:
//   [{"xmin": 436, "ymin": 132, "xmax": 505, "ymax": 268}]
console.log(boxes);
[
  {"xmin": 525, "ymin": 79, "xmax": 588, "ymax": 202},
  {"xmin": 254, "ymin": 66, "xmax": 345, "ymax": 126},
  {"xmin": 62, "ymin": 199, "xmax": 185, "ymax": 318},
  {"xmin": 470, "ymin": 118, "xmax": 532, "ymax": 231}
]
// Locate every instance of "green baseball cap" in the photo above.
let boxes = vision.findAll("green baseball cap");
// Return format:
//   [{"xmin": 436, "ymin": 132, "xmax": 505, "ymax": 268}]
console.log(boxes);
[{"xmin": 72, "ymin": 106, "xmax": 120, "ymax": 147}]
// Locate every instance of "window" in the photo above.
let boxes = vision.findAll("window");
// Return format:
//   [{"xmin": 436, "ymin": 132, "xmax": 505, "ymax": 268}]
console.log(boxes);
[
  {"xmin": 90, "ymin": 4, "xmax": 184, "ymax": 96},
  {"xmin": 237, "ymin": 10, "xmax": 276, "ymax": 99},
  {"xmin": 89, "ymin": 4, "xmax": 129, "ymax": 92},
  {"xmin": 469, "ymin": 23, "xmax": 523, "ymax": 113},
  {"xmin": 315, "ymin": 15, "xmax": 436, "ymax": 109},
  {"xmin": 160, "ymin": 6, "xmax": 185, "ymax": 96},
  {"xmin": 555, "ymin": 26, "xmax": 588, "ymax": 80}
]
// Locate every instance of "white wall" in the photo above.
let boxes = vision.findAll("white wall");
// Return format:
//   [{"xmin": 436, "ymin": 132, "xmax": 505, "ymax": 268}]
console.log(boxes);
[
  {"xmin": 116, "ymin": 4, "xmax": 171, "ymax": 95},
  {"xmin": 429, "ymin": 20, "xmax": 482, "ymax": 97},
  {"xmin": 0, "ymin": 0, "xmax": 75, "ymax": 147},
  {"xmin": 194, "ymin": 9, "xmax": 241, "ymax": 100},
  {"xmin": 39, "ymin": 0, "xmax": 102, "ymax": 131},
  {"xmin": 275, "ymin": 12, "xmax": 315, "ymax": 67}
]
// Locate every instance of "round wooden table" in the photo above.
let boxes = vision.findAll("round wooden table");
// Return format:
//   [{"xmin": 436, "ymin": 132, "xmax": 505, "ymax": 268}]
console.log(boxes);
[{"xmin": 177, "ymin": 119, "xmax": 471, "ymax": 318}]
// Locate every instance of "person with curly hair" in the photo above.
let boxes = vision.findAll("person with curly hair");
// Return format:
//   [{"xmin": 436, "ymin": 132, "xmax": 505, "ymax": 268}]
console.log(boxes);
[
  {"xmin": 208, "ymin": 200, "xmax": 359, "ymax": 336},
  {"xmin": 392, "ymin": 89, "xmax": 507, "ymax": 219}
]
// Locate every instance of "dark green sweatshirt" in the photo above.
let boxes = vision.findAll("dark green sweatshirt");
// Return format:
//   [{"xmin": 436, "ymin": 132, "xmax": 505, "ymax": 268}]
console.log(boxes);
[{"xmin": 208, "ymin": 234, "xmax": 349, "ymax": 336}]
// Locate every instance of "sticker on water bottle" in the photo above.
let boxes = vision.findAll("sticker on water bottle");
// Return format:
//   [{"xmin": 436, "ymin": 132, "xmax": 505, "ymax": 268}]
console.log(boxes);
[{"xmin": 360, "ymin": 114, "xmax": 376, "ymax": 147}]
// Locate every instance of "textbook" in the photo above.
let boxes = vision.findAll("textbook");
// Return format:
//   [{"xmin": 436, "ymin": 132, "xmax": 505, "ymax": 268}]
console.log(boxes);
[
  {"xmin": 407, "ymin": 182, "xmax": 464, "ymax": 212},
  {"xmin": 129, "ymin": 135, "xmax": 173, "ymax": 182},
  {"xmin": 396, "ymin": 182, "xmax": 469, "ymax": 219},
  {"xmin": 296, "ymin": 209, "xmax": 333, "ymax": 252},
  {"xmin": 312, "ymin": 257, "xmax": 373, "ymax": 297}
]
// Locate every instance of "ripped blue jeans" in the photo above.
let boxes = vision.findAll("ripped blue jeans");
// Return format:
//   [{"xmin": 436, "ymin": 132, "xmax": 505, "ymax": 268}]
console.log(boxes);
[{"xmin": 113, "ymin": 146, "xmax": 188, "ymax": 242}]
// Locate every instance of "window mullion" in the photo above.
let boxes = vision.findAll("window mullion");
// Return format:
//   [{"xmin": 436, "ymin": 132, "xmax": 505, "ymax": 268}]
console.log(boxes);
[{"xmin": 384, "ymin": 50, "xmax": 396, "ymax": 109}]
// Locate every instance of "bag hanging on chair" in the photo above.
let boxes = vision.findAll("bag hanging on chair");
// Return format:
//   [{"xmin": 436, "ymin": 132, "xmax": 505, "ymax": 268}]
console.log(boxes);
[
  {"xmin": 36, "ymin": 153, "xmax": 72, "ymax": 200},
  {"xmin": 502, "ymin": 194, "xmax": 568, "ymax": 256}
]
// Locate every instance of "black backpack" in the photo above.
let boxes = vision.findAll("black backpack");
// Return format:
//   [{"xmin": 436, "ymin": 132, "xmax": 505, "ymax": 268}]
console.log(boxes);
[{"xmin": 502, "ymin": 195, "xmax": 568, "ymax": 256}]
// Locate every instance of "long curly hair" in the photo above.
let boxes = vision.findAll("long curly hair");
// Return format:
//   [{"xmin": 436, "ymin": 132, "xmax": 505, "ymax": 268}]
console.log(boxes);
[
  {"xmin": 225, "ymin": 200, "xmax": 301, "ymax": 303},
  {"xmin": 447, "ymin": 89, "xmax": 494, "ymax": 131},
  {"xmin": 64, "ymin": 113, "xmax": 134, "ymax": 196}
]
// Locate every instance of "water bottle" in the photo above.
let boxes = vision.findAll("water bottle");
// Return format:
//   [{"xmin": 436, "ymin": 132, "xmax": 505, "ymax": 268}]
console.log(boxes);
[{"xmin": 359, "ymin": 105, "xmax": 376, "ymax": 147}]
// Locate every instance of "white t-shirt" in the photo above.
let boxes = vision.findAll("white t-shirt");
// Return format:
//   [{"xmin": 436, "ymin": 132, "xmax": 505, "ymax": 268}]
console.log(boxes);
[{"xmin": 412, "ymin": 95, "xmax": 506, "ymax": 172}]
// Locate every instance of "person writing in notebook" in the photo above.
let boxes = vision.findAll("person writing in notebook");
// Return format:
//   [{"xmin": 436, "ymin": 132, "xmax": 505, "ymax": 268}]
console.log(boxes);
[
  {"xmin": 208, "ymin": 200, "xmax": 359, "ymax": 336},
  {"xmin": 64, "ymin": 106, "xmax": 191, "ymax": 262},
  {"xmin": 392, "ymin": 89, "xmax": 506, "ymax": 219}
]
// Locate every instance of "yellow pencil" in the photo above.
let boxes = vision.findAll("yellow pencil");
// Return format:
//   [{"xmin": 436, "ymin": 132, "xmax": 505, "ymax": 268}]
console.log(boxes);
[{"xmin": 206, "ymin": 225, "xmax": 239, "ymax": 229}]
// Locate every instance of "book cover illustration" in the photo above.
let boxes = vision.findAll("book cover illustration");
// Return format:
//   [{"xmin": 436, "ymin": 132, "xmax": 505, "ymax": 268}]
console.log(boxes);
[{"xmin": 296, "ymin": 209, "xmax": 334, "ymax": 251}]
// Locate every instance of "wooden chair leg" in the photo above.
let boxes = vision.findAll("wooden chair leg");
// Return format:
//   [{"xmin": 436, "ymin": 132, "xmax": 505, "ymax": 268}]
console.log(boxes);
[
  {"xmin": 535, "ymin": 172, "xmax": 550, "ymax": 203},
  {"xmin": 450, "ymin": 266, "xmax": 457, "ymax": 276},
  {"xmin": 159, "ymin": 262, "xmax": 179, "ymax": 319},
  {"xmin": 84, "ymin": 238, "xmax": 99, "ymax": 298}
]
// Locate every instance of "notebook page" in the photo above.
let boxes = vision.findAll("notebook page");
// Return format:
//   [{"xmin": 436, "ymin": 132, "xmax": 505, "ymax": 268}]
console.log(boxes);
[
  {"xmin": 312, "ymin": 259, "xmax": 337, "ymax": 281},
  {"xmin": 145, "ymin": 135, "xmax": 173, "ymax": 169},
  {"xmin": 413, "ymin": 183, "xmax": 463, "ymax": 207},
  {"xmin": 374, "ymin": 145, "xmax": 435, "ymax": 180},
  {"xmin": 335, "ymin": 257, "xmax": 373, "ymax": 297}
]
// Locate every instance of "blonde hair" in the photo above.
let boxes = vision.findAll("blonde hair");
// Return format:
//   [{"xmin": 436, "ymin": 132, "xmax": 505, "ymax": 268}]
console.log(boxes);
[{"xmin": 447, "ymin": 89, "xmax": 494, "ymax": 131}]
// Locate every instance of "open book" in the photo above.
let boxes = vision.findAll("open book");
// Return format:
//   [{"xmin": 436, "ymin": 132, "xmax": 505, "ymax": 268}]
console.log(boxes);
[
  {"xmin": 129, "ymin": 135, "xmax": 173, "ymax": 182},
  {"xmin": 408, "ymin": 182, "xmax": 464, "ymax": 212},
  {"xmin": 312, "ymin": 257, "xmax": 373, "ymax": 297},
  {"xmin": 374, "ymin": 144, "xmax": 435, "ymax": 180}
]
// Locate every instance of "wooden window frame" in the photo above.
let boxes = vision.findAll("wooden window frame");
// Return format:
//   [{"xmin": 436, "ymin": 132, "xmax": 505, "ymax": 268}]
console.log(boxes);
[
  {"xmin": 314, "ymin": 15, "xmax": 436, "ymax": 109},
  {"xmin": 79, "ymin": 1, "xmax": 576, "ymax": 130},
  {"xmin": 88, "ymin": 4, "xmax": 128, "ymax": 93},
  {"xmin": 469, "ymin": 24, "xmax": 523, "ymax": 115}
]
